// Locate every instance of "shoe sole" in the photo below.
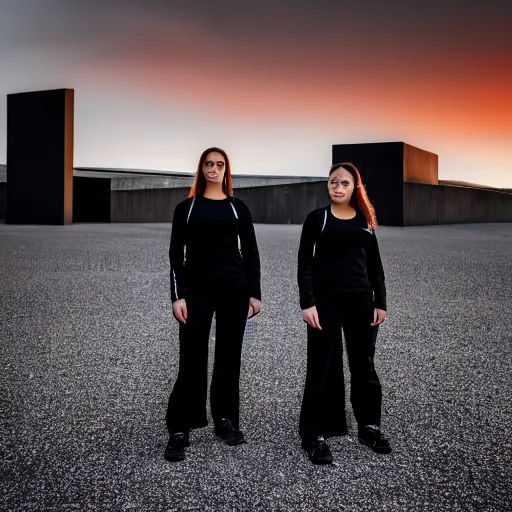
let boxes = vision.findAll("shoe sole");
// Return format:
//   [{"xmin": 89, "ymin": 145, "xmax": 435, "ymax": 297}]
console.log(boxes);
[
  {"xmin": 308, "ymin": 454, "xmax": 333, "ymax": 465},
  {"xmin": 359, "ymin": 438, "xmax": 392, "ymax": 454},
  {"xmin": 164, "ymin": 452, "xmax": 185, "ymax": 462}
]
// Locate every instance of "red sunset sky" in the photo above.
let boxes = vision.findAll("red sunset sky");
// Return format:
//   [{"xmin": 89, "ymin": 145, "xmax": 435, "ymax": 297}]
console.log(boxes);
[{"xmin": 0, "ymin": 0, "xmax": 511, "ymax": 187}]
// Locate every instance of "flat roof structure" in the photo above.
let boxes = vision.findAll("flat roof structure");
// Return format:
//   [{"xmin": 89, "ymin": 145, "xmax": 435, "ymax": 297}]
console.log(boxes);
[{"xmin": 1, "ymin": 164, "xmax": 327, "ymax": 190}]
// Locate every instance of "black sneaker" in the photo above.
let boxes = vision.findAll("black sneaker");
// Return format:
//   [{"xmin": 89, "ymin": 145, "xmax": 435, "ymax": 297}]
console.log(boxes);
[
  {"xmin": 301, "ymin": 436, "xmax": 333, "ymax": 465},
  {"xmin": 214, "ymin": 418, "xmax": 247, "ymax": 446},
  {"xmin": 358, "ymin": 425, "xmax": 392, "ymax": 454},
  {"xmin": 164, "ymin": 431, "xmax": 190, "ymax": 462}
]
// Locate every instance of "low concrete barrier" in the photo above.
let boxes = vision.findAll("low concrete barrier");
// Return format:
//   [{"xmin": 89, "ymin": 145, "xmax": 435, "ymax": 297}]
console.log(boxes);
[
  {"xmin": 233, "ymin": 181, "xmax": 329, "ymax": 224},
  {"xmin": 2, "ymin": 178, "xmax": 511, "ymax": 226},
  {"xmin": 404, "ymin": 183, "xmax": 512, "ymax": 225},
  {"xmin": 110, "ymin": 187, "xmax": 190, "ymax": 223},
  {"xmin": 110, "ymin": 182, "xmax": 331, "ymax": 224}
]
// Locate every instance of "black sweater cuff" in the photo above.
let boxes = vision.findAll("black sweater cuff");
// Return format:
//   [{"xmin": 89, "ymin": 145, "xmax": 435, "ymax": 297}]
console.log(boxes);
[{"xmin": 373, "ymin": 296, "xmax": 386, "ymax": 311}]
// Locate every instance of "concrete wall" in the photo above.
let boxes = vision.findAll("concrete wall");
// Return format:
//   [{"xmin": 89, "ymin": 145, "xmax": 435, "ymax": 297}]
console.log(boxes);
[
  {"xmin": 109, "ymin": 174, "xmax": 326, "ymax": 191},
  {"xmin": 110, "ymin": 176, "xmax": 193, "ymax": 191},
  {"xmin": 234, "ymin": 181, "xmax": 330, "ymax": 224},
  {"xmin": 110, "ymin": 187, "xmax": 190, "ymax": 222},
  {"xmin": 1, "ymin": 175, "xmax": 330, "ymax": 224},
  {"xmin": 109, "ymin": 181, "xmax": 330, "ymax": 224},
  {"xmin": 3, "ymin": 161, "xmax": 511, "ymax": 226},
  {"xmin": 404, "ymin": 183, "xmax": 512, "ymax": 225}
]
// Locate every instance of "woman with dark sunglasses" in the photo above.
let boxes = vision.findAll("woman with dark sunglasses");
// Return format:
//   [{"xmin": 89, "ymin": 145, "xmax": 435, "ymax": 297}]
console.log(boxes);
[
  {"xmin": 297, "ymin": 162, "xmax": 391, "ymax": 465},
  {"xmin": 164, "ymin": 147, "xmax": 261, "ymax": 462}
]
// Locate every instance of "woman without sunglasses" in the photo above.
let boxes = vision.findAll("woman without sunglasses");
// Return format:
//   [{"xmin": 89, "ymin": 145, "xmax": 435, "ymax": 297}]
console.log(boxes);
[
  {"xmin": 297, "ymin": 162, "xmax": 391, "ymax": 465},
  {"xmin": 164, "ymin": 147, "xmax": 262, "ymax": 462}
]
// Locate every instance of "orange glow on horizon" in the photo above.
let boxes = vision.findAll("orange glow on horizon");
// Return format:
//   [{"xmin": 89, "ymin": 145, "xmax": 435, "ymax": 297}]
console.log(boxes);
[
  {"xmin": 84, "ymin": 54, "xmax": 511, "ymax": 143},
  {"xmin": 68, "ymin": 15, "xmax": 511, "ymax": 186}
]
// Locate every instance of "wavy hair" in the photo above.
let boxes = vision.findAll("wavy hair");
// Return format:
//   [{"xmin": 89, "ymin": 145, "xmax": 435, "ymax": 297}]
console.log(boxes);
[
  {"xmin": 188, "ymin": 147, "xmax": 233, "ymax": 198},
  {"xmin": 329, "ymin": 162, "xmax": 378, "ymax": 230}
]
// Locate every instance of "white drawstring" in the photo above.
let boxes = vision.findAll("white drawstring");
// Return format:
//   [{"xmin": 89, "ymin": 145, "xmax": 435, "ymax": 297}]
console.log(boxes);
[{"xmin": 313, "ymin": 208, "xmax": 328, "ymax": 257}]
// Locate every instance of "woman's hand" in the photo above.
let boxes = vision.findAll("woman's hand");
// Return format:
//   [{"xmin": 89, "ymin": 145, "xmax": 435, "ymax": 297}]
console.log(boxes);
[
  {"xmin": 302, "ymin": 306, "xmax": 322, "ymax": 330},
  {"xmin": 248, "ymin": 297, "xmax": 261, "ymax": 319},
  {"xmin": 172, "ymin": 299, "xmax": 188, "ymax": 324},
  {"xmin": 371, "ymin": 308, "xmax": 387, "ymax": 327}
]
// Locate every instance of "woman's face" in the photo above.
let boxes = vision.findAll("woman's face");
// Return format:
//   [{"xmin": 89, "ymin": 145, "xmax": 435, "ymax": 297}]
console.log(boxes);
[
  {"xmin": 202, "ymin": 151, "xmax": 226, "ymax": 185},
  {"xmin": 328, "ymin": 167, "xmax": 355, "ymax": 205}
]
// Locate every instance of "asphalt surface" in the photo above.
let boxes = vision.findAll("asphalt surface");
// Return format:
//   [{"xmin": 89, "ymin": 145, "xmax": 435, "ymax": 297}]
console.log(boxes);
[{"xmin": 1, "ymin": 221, "xmax": 511, "ymax": 511}]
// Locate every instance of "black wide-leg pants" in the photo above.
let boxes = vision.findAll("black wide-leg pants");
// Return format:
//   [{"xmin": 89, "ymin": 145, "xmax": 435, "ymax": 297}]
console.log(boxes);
[
  {"xmin": 166, "ymin": 288, "xmax": 250, "ymax": 433},
  {"xmin": 299, "ymin": 291, "xmax": 382, "ymax": 442}
]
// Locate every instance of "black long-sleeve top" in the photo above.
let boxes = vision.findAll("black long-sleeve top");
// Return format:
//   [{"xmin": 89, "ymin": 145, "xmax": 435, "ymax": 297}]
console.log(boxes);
[
  {"xmin": 169, "ymin": 195, "xmax": 261, "ymax": 302},
  {"xmin": 297, "ymin": 206, "xmax": 386, "ymax": 311}
]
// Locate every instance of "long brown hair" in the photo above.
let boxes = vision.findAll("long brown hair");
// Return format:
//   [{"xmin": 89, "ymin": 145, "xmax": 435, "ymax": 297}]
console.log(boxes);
[
  {"xmin": 188, "ymin": 147, "xmax": 233, "ymax": 198},
  {"xmin": 329, "ymin": 162, "xmax": 377, "ymax": 231}
]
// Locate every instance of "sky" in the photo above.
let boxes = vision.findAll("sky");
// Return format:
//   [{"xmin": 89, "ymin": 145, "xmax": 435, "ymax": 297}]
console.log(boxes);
[{"xmin": 0, "ymin": 0, "xmax": 511, "ymax": 187}]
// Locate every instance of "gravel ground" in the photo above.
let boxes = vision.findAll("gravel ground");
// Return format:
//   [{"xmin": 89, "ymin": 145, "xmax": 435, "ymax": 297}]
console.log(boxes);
[{"xmin": 0, "ymin": 221, "xmax": 511, "ymax": 512}]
